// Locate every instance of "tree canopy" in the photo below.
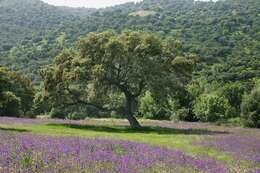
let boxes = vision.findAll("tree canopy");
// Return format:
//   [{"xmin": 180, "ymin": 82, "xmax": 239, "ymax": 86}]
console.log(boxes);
[
  {"xmin": 41, "ymin": 31, "xmax": 195, "ymax": 128},
  {"xmin": 0, "ymin": 66, "xmax": 34, "ymax": 117}
]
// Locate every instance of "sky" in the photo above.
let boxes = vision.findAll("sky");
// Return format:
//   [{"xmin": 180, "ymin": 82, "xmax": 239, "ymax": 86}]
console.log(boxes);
[{"xmin": 41, "ymin": 0, "xmax": 142, "ymax": 8}]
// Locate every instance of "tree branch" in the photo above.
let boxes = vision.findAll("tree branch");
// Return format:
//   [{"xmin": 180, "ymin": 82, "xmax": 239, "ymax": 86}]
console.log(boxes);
[
  {"xmin": 65, "ymin": 85, "xmax": 117, "ymax": 112},
  {"xmin": 133, "ymin": 80, "xmax": 145, "ymax": 97}
]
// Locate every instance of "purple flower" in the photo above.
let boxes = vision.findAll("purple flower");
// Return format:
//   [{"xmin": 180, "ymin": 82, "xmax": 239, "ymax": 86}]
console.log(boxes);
[{"xmin": 0, "ymin": 132, "xmax": 227, "ymax": 173}]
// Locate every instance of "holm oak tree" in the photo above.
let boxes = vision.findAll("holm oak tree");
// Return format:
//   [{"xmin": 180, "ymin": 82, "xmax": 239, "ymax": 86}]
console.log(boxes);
[{"xmin": 41, "ymin": 31, "xmax": 195, "ymax": 128}]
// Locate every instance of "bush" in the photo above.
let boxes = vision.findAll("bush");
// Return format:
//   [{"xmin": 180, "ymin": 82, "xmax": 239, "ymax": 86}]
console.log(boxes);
[
  {"xmin": 170, "ymin": 108, "xmax": 190, "ymax": 121},
  {"xmin": 49, "ymin": 104, "xmax": 104, "ymax": 120},
  {"xmin": 49, "ymin": 107, "xmax": 66, "ymax": 119},
  {"xmin": 32, "ymin": 92, "xmax": 51, "ymax": 115},
  {"xmin": 65, "ymin": 105, "xmax": 102, "ymax": 119},
  {"xmin": 241, "ymin": 87, "xmax": 260, "ymax": 128},
  {"xmin": 67, "ymin": 112, "xmax": 88, "ymax": 120},
  {"xmin": 110, "ymin": 111, "xmax": 122, "ymax": 119},
  {"xmin": 193, "ymin": 93, "xmax": 232, "ymax": 122},
  {"xmin": 0, "ymin": 91, "xmax": 21, "ymax": 117},
  {"xmin": 138, "ymin": 91, "xmax": 160, "ymax": 119},
  {"xmin": 227, "ymin": 117, "xmax": 242, "ymax": 126},
  {"xmin": 138, "ymin": 91, "xmax": 177, "ymax": 120},
  {"xmin": 219, "ymin": 82, "xmax": 245, "ymax": 116}
]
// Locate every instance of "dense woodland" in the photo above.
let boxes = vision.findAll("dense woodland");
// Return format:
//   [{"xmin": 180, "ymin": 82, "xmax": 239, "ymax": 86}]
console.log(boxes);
[{"xmin": 0, "ymin": 0, "xmax": 259, "ymax": 128}]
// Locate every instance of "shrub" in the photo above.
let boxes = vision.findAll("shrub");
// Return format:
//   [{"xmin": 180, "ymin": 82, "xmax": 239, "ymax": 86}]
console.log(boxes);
[
  {"xmin": 138, "ymin": 91, "xmax": 160, "ymax": 119},
  {"xmin": 138, "ymin": 91, "xmax": 177, "ymax": 120},
  {"xmin": 0, "ymin": 91, "xmax": 21, "ymax": 117},
  {"xmin": 32, "ymin": 92, "xmax": 51, "ymax": 115},
  {"xmin": 67, "ymin": 112, "xmax": 88, "ymax": 120},
  {"xmin": 241, "ymin": 87, "xmax": 260, "ymax": 128},
  {"xmin": 193, "ymin": 93, "xmax": 232, "ymax": 122},
  {"xmin": 170, "ymin": 108, "xmax": 190, "ymax": 121},
  {"xmin": 49, "ymin": 107, "xmax": 66, "ymax": 119},
  {"xmin": 65, "ymin": 105, "xmax": 102, "ymax": 119},
  {"xmin": 227, "ymin": 117, "xmax": 242, "ymax": 126},
  {"xmin": 110, "ymin": 111, "xmax": 122, "ymax": 119},
  {"xmin": 219, "ymin": 82, "xmax": 245, "ymax": 116}
]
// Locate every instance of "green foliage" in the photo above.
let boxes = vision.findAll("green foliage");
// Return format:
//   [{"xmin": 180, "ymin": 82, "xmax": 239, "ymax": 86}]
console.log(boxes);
[
  {"xmin": 0, "ymin": 66, "xmax": 35, "ymax": 117},
  {"xmin": 0, "ymin": 0, "xmax": 259, "ymax": 85},
  {"xmin": 186, "ymin": 78, "xmax": 210, "ymax": 101},
  {"xmin": 187, "ymin": 78, "xmax": 249, "ymax": 120},
  {"xmin": 218, "ymin": 82, "xmax": 245, "ymax": 116},
  {"xmin": 41, "ymin": 31, "xmax": 194, "ymax": 127},
  {"xmin": 253, "ymin": 78, "xmax": 260, "ymax": 86},
  {"xmin": 32, "ymin": 91, "xmax": 51, "ymax": 115},
  {"xmin": 65, "ymin": 105, "xmax": 102, "ymax": 120},
  {"xmin": 138, "ymin": 91, "xmax": 193, "ymax": 121},
  {"xmin": 0, "ymin": 91, "xmax": 21, "ymax": 117},
  {"xmin": 241, "ymin": 87, "xmax": 260, "ymax": 128},
  {"xmin": 49, "ymin": 107, "xmax": 67, "ymax": 119},
  {"xmin": 138, "ymin": 91, "xmax": 160, "ymax": 119},
  {"xmin": 10, "ymin": 73, "xmax": 35, "ymax": 114},
  {"xmin": 225, "ymin": 117, "xmax": 242, "ymax": 127},
  {"xmin": 67, "ymin": 112, "xmax": 88, "ymax": 120},
  {"xmin": 170, "ymin": 108, "xmax": 190, "ymax": 122},
  {"xmin": 0, "ymin": 0, "xmax": 93, "ymax": 51},
  {"xmin": 193, "ymin": 93, "xmax": 232, "ymax": 122},
  {"xmin": 138, "ymin": 91, "xmax": 155, "ymax": 119}
]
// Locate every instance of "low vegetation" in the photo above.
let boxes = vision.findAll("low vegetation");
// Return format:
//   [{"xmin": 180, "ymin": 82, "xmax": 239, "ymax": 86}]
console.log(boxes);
[{"xmin": 0, "ymin": 117, "xmax": 259, "ymax": 173}]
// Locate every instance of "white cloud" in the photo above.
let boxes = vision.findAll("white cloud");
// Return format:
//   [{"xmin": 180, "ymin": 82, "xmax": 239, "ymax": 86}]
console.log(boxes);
[{"xmin": 41, "ymin": 0, "xmax": 142, "ymax": 8}]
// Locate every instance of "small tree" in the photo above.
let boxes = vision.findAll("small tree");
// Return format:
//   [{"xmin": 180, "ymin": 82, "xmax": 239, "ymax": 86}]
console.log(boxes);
[
  {"xmin": 219, "ymin": 82, "xmax": 245, "ymax": 116},
  {"xmin": 0, "ymin": 66, "xmax": 34, "ymax": 117},
  {"xmin": 41, "ymin": 31, "xmax": 195, "ymax": 128},
  {"xmin": 0, "ymin": 91, "xmax": 21, "ymax": 117},
  {"xmin": 10, "ymin": 72, "xmax": 35, "ymax": 115},
  {"xmin": 193, "ymin": 93, "xmax": 232, "ymax": 122},
  {"xmin": 241, "ymin": 87, "xmax": 260, "ymax": 128},
  {"xmin": 138, "ymin": 91, "xmax": 161, "ymax": 119}
]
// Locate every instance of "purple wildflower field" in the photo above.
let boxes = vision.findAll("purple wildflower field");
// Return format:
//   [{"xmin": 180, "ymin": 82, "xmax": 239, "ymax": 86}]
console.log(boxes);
[
  {"xmin": 0, "ymin": 117, "xmax": 259, "ymax": 173},
  {"xmin": 0, "ymin": 133, "xmax": 227, "ymax": 173},
  {"xmin": 197, "ymin": 134, "xmax": 260, "ymax": 164},
  {"xmin": 194, "ymin": 128, "xmax": 260, "ymax": 173}
]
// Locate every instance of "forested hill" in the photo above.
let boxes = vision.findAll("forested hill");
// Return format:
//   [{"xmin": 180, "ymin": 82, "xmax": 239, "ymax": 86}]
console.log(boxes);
[
  {"xmin": 0, "ymin": 0, "xmax": 259, "ymax": 84},
  {"xmin": 0, "ymin": 0, "xmax": 94, "ymax": 51}
]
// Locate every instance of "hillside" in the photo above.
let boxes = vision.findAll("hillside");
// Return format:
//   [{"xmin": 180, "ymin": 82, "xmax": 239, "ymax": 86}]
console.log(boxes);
[
  {"xmin": 0, "ymin": 0, "xmax": 96, "ymax": 82},
  {"xmin": 0, "ymin": 0, "xmax": 94, "ymax": 51},
  {"xmin": 0, "ymin": 0, "xmax": 259, "ymax": 84}
]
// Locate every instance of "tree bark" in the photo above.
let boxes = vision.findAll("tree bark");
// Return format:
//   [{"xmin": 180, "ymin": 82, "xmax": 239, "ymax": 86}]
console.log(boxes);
[{"xmin": 125, "ymin": 94, "xmax": 141, "ymax": 128}]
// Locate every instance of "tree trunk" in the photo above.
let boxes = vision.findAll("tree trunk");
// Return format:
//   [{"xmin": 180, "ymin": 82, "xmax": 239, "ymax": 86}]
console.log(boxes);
[{"xmin": 125, "ymin": 94, "xmax": 141, "ymax": 128}]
